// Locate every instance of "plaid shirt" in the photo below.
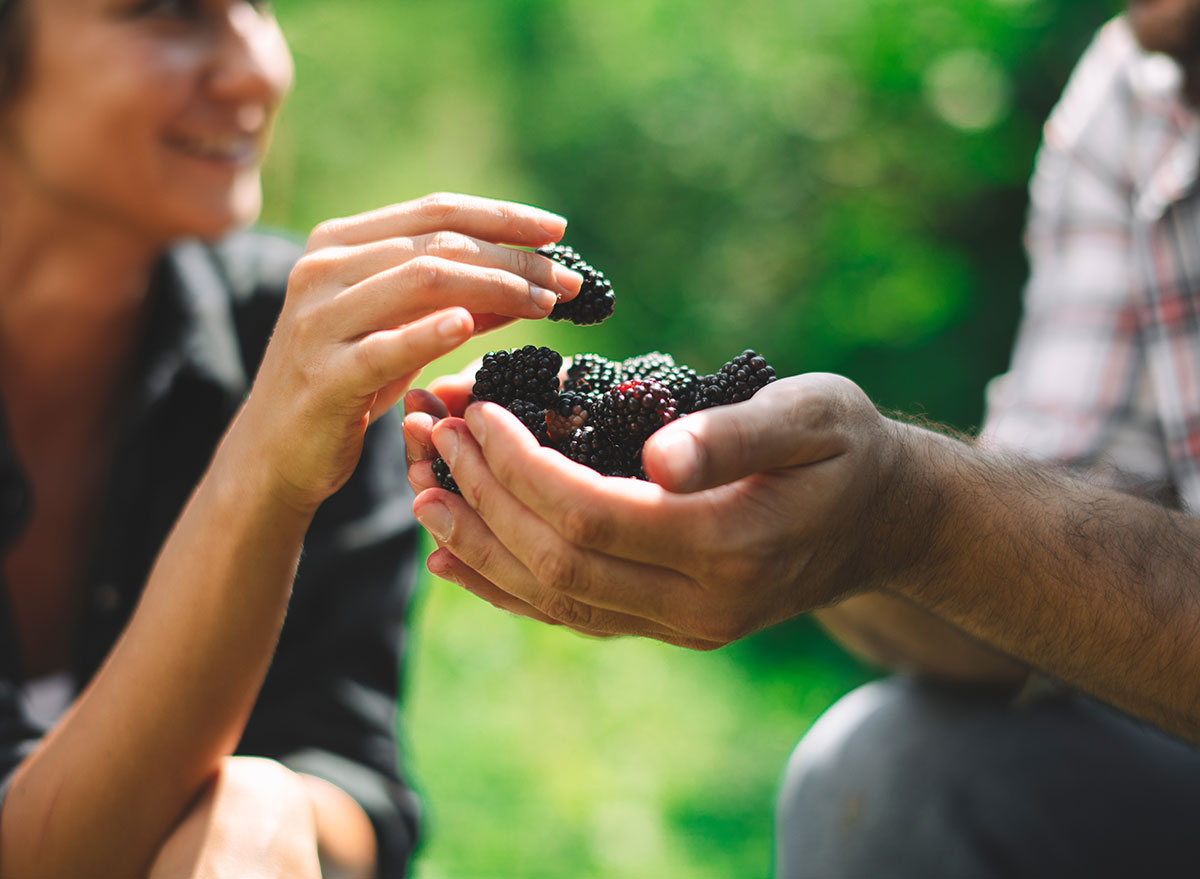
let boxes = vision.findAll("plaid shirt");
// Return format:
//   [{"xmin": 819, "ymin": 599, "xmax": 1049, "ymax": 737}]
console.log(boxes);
[{"xmin": 981, "ymin": 16, "xmax": 1200, "ymax": 510}]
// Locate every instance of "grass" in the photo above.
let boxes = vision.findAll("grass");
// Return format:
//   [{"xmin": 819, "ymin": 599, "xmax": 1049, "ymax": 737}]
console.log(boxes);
[{"xmin": 403, "ymin": 535, "xmax": 874, "ymax": 878}]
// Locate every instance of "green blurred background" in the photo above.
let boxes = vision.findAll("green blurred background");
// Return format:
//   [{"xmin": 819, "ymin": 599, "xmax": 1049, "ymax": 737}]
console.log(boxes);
[{"xmin": 263, "ymin": 1, "xmax": 1119, "ymax": 875}]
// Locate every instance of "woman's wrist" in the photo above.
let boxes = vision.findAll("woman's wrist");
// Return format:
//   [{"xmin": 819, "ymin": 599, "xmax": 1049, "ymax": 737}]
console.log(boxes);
[{"xmin": 208, "ymin": 403, "xmax": 330, "ymax": 525}]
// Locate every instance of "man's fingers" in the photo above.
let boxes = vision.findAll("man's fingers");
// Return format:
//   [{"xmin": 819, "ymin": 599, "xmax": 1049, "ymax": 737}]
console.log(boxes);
[
  {"xmin": 404, "ymin": 387, "xmax": 451, "ymax": 421},
  {"xmin": 642, "ymin": 374, "xmax": 861, "ymax": 492},
  {"xmin": 431, "ymin": 547, "xmax": 713, "ymax": 648},
  {"xmin": 460, "ymin": 402, "xmax": 722, "ymax": 570},
  {"xmin": 424, "ymin": 372, "xmax": 476, "ymax": 417},
  {"xmin": 414, "ymin": 487, "xmax": 691, "ymax": 639},
  {"xmin": 403, "ymin": 407, "xmax": 441, "ymax": 470},
  {"xmin": 427, "ymin": 417, "xmax": 699, "ymax": 628},
  {"xmin": 426, "ymin": 547, "xmax": 564, "ymax": 626}
]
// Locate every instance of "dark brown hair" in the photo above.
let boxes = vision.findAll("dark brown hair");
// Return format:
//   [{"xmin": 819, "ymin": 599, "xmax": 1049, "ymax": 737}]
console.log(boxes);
[{"xmin": 0, "ymin": 0, "xmax": 29, "ymax": 106}]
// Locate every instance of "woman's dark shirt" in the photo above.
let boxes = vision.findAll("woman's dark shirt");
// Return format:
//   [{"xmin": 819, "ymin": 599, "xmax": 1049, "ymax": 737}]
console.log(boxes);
[{"xmin": 0, "ymin": 230, "xmax": 420, "ymax": 876}]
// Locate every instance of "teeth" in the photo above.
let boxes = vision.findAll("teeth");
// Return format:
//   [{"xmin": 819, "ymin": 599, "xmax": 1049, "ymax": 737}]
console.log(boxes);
[{"xmin": 175, "ymin": 133, "xmax": 259, "ymax": 161}]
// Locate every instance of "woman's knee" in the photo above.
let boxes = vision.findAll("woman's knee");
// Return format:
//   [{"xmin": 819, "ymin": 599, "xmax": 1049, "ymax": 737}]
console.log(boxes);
[{"xmin": 147, "ymin": 756, "xmax": 320, "ymax": 879}]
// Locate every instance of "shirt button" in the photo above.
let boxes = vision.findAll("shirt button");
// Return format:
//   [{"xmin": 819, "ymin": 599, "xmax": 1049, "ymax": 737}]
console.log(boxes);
[
  {"xmin": 0, "ymin": 476, "xmax": 29, "ymax": 548},
  {"xmin": 0, "ymin": 476, "xmax": 28, "ymax": 521},
  {"xmin": 93, "ymin": 583, "xmax": 121, "ymax": 614}
]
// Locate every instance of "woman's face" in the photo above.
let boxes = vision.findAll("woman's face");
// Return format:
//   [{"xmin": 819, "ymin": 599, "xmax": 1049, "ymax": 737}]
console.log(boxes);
[
  {"xmin": 1127, "ymin": 0, "xmax": 1200, "ymax": 60},
  {"xmin": 1, "ymin": 0, "xmax": 294, "ymax": 244}
]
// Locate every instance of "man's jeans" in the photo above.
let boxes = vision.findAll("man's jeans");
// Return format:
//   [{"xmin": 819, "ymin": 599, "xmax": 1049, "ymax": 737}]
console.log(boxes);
[{"xmin": 776, "ymin": 676, "xmax": 1200, "ymax": 878}]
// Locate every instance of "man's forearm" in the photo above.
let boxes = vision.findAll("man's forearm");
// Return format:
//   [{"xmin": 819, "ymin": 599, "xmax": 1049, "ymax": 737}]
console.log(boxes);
[
  {"xmin": 885, "ymin": 421, "xmax": 1200, "ymax": 739},
  {"xmin": 813, "ymin": 593, "xmax": 1029, "ymax": 685}
]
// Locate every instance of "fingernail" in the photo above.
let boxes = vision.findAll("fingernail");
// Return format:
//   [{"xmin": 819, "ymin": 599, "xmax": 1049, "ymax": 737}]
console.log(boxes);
[
  {"xmin": 465, "ymin": 404, "xmax": 488, "ymax": 445},
  {"xmin": 530, "ymin": 285, "xmax": 557, "ymax": 313},
  {"xmin": 654, "ymin": 430, "xmax": 699, "ymax": 488},
  {"xmin": 552, "ymin": 264, "xmax": 584, "ymax": 295},
  {"xmin": 437, "ymin": 311, "xmax": 466, "ymax": 339},
  {"xmin": 538, "ymin": 212, "xmax": 567, "ymax": 237},
  {"xmin": 435, "ymin": 428, "xmax": 460, "ymax": 467},
  {"xmin": 415, "ymin": 502, "xmax": 454, "ymax": 542}
]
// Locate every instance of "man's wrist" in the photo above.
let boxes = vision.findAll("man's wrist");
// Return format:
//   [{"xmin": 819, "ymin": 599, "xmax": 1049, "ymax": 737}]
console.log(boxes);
[{"xmin": 871, "ymin": 418, "xmax": 960, "ymax": 602}]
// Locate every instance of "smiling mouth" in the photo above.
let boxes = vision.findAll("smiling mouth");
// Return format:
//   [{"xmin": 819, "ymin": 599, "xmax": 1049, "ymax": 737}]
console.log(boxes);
[{"xmin": 166, "ymin": 132, "xmax": 263, "ymax": 166}]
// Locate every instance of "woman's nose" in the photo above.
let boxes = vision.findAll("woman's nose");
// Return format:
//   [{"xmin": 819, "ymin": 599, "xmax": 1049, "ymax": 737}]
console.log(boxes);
[{"xmin": 205, "ymin": 5, "xmax": 294, "ymax": 109}]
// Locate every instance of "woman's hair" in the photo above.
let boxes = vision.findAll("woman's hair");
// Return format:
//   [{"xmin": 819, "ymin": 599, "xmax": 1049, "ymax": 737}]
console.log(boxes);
[{"xmin": 0, "ymin": 0, "xmax": 29, "ymax": 106}]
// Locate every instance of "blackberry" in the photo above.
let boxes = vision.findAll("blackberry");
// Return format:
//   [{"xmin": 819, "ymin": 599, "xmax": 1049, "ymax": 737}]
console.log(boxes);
[
  {"xmin": 508, "ymin": 399, "xmax": 551, "ymax": 445},
  {"xmin": 431, "ymin": 456, "xmax": 460, "ymax": 495},
  {"xmin": 563, "ymin": 353, "xmax": 624, "ymax": 394},
  {"xmin": 537, "ymin": 244, "xmax": 616, "ymax": 326},
  {"xmin": 545, "ymin": 391, "xmax": 597, "ymax": 446},
  {"xmin": 654, "ymin": 364, "xmax": 701, "ymax": 405},
  {"xmin": 593, "ymin": 379, "xmax": 680, "ymax": 449},
  {"xmin": 563, "ymin": 426, "xmax": 626, "ymax": 477},
  {"xmin": 621, "ymin": 351, "xmax": 676, "ymax": 380},
  {"xmin": 472, "ymin": 345, "xmax": 563, "ymax": 408},
  {"xmin": 719, "ymin": 349, "xmax": 777, "ymax": 403},
  {"xmin": 679, "ymin": 373, "xmax": 729, "ymax": 413}
]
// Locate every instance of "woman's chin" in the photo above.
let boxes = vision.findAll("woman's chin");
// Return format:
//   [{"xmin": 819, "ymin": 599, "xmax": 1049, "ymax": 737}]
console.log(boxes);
[{"xmin": 163, "ymin": 193, "xmax": 263, "ymax": 244}]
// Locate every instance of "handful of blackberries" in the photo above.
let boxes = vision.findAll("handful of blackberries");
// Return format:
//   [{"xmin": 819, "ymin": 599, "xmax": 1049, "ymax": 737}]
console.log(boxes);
[{"xmin": 429, "ymin": 245, "xmax": 777, "ymax": 494}]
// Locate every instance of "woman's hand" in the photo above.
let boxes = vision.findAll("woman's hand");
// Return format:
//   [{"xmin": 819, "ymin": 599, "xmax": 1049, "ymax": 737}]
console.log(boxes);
[
  {"xmin": 230, "ymin": 193, "xmax": 581, "ymax": 516},
  {"xmin": 405, "ymin": 374, "xmax": 908, "ymax": 648}
]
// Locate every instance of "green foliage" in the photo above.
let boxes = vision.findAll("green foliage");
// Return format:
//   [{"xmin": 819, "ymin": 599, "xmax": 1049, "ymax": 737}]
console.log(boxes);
[{"xmin": 263, "ymin": 1, "xmax": 1120, "ymax": 875}]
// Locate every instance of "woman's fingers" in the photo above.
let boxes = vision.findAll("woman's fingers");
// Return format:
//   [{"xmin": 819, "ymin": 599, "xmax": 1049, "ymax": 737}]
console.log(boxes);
[
  {"xmin": 333, "ymin": 256, "xmax": 567, "ymax": 332},
  {"xmin": 309, "ymin": 193, "xmax": 567, "ymax": 250},
  {"xmin": 323, "ymin": 233, "xmax": 582, "ymax": 299},
  {"xmin": 336, "ymin": 308, "xmax": 473, "ymax": 399}
]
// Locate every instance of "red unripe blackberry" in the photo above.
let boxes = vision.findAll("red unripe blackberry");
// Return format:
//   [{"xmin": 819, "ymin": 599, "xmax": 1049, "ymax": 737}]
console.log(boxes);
[
  {"xmin": 537, "ymin": 244, "xmax": 616, "ymax": 326},
  {"xmin": 546, "ymin": 391, "xmax": 596, "ymax": 445},
  {"xmin": 472, "ymin": 345, "xmax": 563, "ymax": 408},
  {"xmin": 594, "ymin": 378, "xmax": 680, "ymax": 448},
  {"xmin": 431, "ymin": 456, "xmax": 460, "ymax": 495}
]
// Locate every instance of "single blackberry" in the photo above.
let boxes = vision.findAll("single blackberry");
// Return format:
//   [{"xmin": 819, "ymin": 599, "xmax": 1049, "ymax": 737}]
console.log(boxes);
[
  {"xmin": 593, "ymin": 379, "xmax": 680, "ymax": 449},
  {"xmin": 621, "ymin": 351, "xmax": 676, "ymax": 380},
  {"xmin": 719, "ymin": 349, "xmax": 777, "ymax": 403},
  {"xmin": 563, "ymin": 353, "xmax": 624, "ymax": 394},
  {"xmin": 431, "ymin": 456, "xmax": 460, "ymax": 495},
  {"xmin": 679, "ymin": 373, "xmax": 730, "ymax": 413},
  {"xmin": 545, "ymin": 391, "xmax": 597, "ymax": 446},
  {"xmin": 654, "ymin": 364, "xmax": 702, "ymax": 408},
  {"xmin": 508, "ymin": 399, "xmax": 551, "ymax": 445},
  {"xmin": 472, "ymin": 345, "xmax": 563, "ymax": 408},
  {"xmin": 563, "ymin": 426, "xmax": 626, "ymax": 477},
  {"xmin": 537, "ymin": 243, "xmax": 616, "ymax": 326}
]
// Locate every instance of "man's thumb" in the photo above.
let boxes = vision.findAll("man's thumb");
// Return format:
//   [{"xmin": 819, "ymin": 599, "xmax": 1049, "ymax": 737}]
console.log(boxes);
[{"xmin": 643, "ymin": 375, "xmax": 846, "ymax": 492}]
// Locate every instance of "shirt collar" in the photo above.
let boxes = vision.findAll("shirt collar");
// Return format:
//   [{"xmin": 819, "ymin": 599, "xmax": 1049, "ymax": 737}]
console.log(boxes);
[
  {"xmin": 1128, "ymin": 42, "xmax": 1200, "ymax": 221},
  {"xmin": 127, "ymin": 239, "xmax": 250, "ymax": 420}
]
